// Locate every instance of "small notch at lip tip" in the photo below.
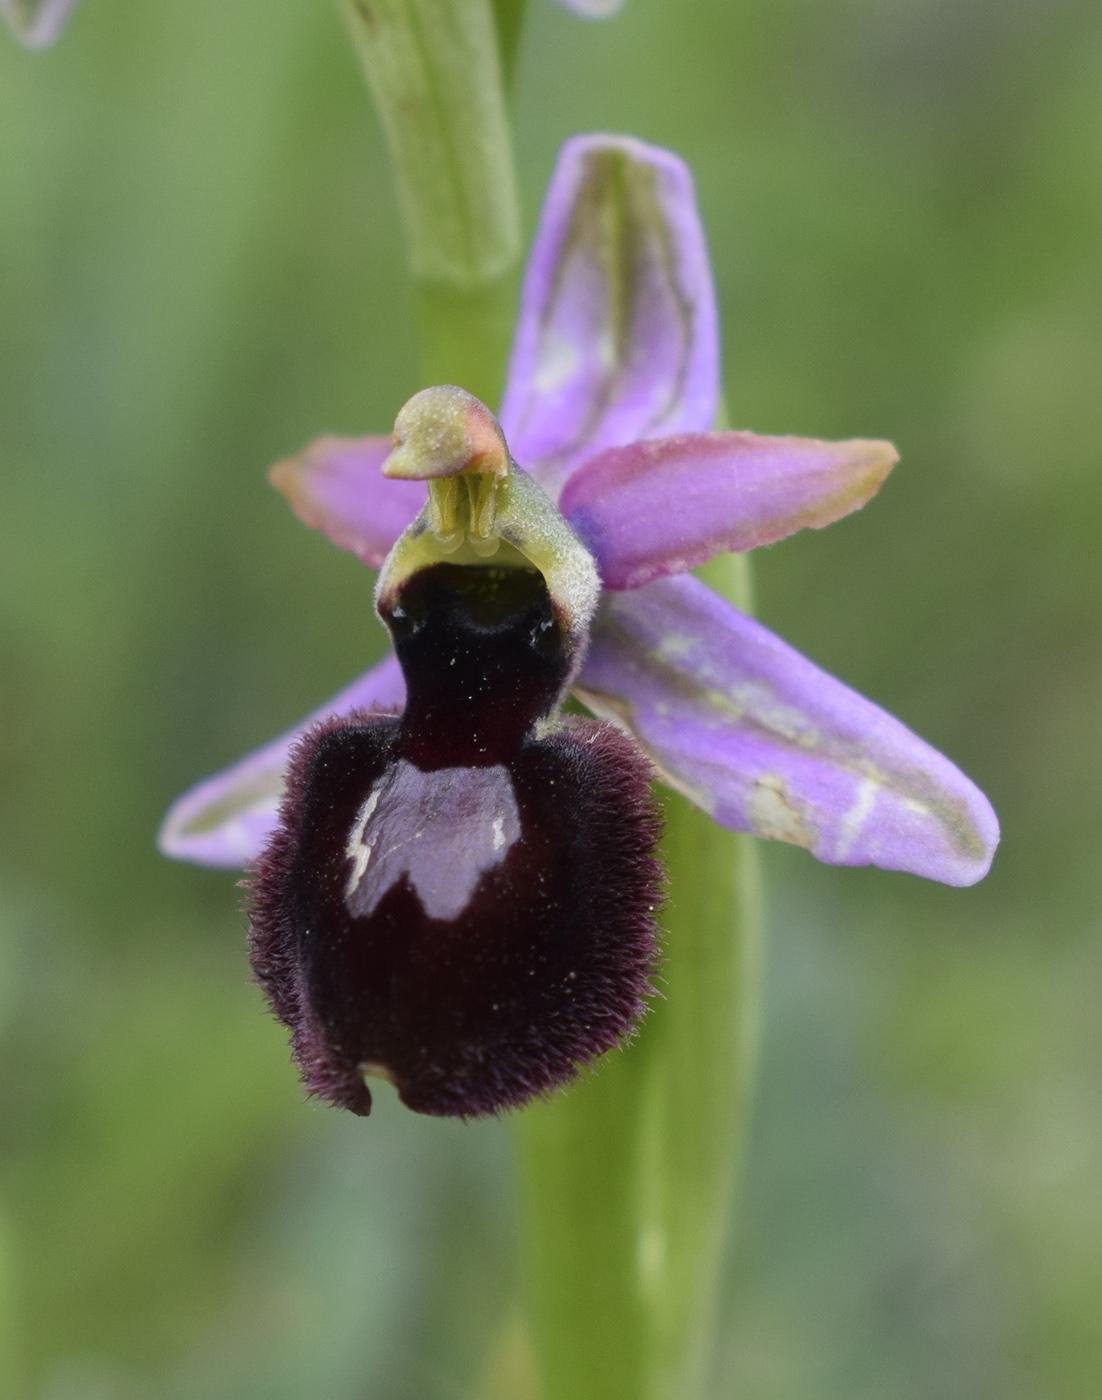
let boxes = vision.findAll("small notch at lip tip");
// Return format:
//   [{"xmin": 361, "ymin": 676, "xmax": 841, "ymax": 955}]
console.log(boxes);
[{"xmin": 359, "ymin": 1059, "xmax": 397, "ymax": 1087}]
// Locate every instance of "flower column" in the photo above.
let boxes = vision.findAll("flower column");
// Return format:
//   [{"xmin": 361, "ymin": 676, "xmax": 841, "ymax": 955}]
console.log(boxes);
[{"xmin": 342, "ymin": 5, "xmax": 763, "ymax": 1398}]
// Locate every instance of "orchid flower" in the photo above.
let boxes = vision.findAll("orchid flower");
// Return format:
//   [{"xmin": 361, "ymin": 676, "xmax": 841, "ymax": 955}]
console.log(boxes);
[
  {"xmin": 161, "ymin": 134, "xmax": 996, "ymax": 883},
  {"xmin": 159, "ymin": 134, "xmax": 997, "ymax": 1115}
]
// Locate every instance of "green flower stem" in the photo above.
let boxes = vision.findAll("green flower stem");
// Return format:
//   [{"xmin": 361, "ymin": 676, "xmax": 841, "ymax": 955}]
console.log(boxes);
[
  {"xmin": 416, "ymin": 274, "xmax": 519, "ymax": 412},
  {"xmin": 512, "ymin": 555, "xmax": 764, "ymax": 1400},
  {"xmin": 342, "ymin": 5, "xmax": 765, "ymax": 1394}
]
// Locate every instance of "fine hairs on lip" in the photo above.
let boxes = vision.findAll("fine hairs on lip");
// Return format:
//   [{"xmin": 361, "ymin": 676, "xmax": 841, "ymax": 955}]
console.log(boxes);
[{"xmin": 247, "ymin": 709, "xmax": 663, "ymax": 1118}]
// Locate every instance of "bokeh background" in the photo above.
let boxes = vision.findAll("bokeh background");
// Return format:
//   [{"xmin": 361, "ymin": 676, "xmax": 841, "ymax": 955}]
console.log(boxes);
[{"xmin": 2, "ymin": 0, "xmax": 1101, "ymax": 1395}]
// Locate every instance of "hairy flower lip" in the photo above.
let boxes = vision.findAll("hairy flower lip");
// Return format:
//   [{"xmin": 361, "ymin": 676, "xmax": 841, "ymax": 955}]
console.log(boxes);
[
  {"xmin": 159, "ymin": 133, "xmax": 998, "ymax": 888},
  {"xmin": 248, "ymin": 705, "xmax": 663, "ymax": 1118}
]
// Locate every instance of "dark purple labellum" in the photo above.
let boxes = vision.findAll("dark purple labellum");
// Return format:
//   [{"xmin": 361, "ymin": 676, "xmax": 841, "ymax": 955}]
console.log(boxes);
[{"xmin": 249, "ymin": 562, "xmax": 662, "ymax": 1118}]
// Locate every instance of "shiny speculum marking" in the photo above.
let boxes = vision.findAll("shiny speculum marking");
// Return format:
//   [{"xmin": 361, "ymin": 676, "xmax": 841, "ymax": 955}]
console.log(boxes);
[
  {"xmin": 342, "ymin": 760, "xmax": 521, "ymax": 922},
  {"xmin": 249, "ymin": 561, "xmax": 663, "ymax": 1118}
]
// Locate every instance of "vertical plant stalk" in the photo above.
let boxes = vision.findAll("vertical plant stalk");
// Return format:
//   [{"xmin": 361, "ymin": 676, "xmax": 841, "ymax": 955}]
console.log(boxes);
[
  {"xmin": 513, "ymin": 552, "xmax": 763, "ymax": 1400},
  {"xmin": 340, "ymin": 0, "xmax": 523, "ymax": 404},
  {"xmin": 340, "ymin": 6, "xmax": 764, "ymax": 1394}
]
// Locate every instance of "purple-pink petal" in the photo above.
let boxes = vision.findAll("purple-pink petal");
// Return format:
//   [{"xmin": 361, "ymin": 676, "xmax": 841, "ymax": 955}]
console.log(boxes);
[
  {"xmin": 574, "ymin": 576, "xmax": 998, "ymax": 886},
  {"xmin": 560, "ymin": 431, "xmax": 899, "ymax": 591},
  {"xmin": 1, "ymin": 0, "xmax": 78, "ymax": 49},
  {"xmin": 268, "ymin": 435, "xmax": 426, "ymax": 568},
  {"xmin": 157, "ymin": 654, "xmax": 407, "ymax": 868},
  {"xmin": 551, "ymin": 0, "xmax": 626, "ymax": 16},
  {"xmin": 499, "ymin": 134, "xmax": 719, "ymax": 497}
]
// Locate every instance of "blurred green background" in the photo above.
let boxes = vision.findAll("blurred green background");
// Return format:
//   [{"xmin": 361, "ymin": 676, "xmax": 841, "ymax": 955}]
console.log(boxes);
[{"xmin": 2, "ymin": 0, "xmax": 1100, "ymax": 1395}]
